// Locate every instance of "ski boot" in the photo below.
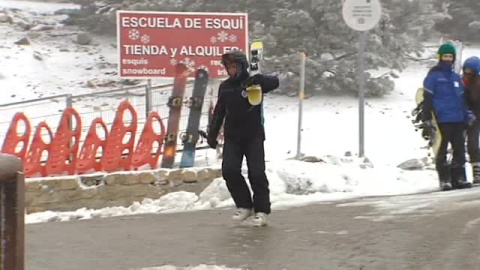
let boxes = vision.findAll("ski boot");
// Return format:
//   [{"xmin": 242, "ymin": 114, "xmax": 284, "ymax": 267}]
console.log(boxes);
[
  {"xmin": 440, "ymin": 181, "xmax": 453, "ymax": 191},
  {"xmin": 436, "ymin": 163, "xmax": 452, "ymax": 191},
  {"xmin": 232, "ymin": 208, "xmax": 253, "ymax": 222},
  {"xmin": 472, "ymin": 162, "xmax": 480, "ymax": 185},
  {"xmin": 252, "ymin": 212, "xmax": 268, "ymax": 227},
  {"xmin": 451, "ymin": 165, "xmax": 472, "ymax": 189}
]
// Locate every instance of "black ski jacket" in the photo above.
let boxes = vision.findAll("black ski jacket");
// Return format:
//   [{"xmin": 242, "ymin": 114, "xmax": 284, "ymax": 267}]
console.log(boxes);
[
  {"xmin": 208, "ymin": 74, "xmax": 279, "ymax": 140},
  {"xmin": 465, "ymin": 77, "xmax": 480, "ymax": 118}
]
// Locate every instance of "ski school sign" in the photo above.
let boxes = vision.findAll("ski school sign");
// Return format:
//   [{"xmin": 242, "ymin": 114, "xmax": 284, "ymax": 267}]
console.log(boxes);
[{"xmin": 117, "ymin": 11, "xmax": 248, "ymax": 79}]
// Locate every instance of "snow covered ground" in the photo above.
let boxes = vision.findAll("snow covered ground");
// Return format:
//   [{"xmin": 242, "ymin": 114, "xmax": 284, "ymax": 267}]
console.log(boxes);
[
  {"xmin": 26, "ymin": 157, "xmax": 441, "ymax": 224},
  {"xmin": 2, "ymin": 1, "xmax": 480, "ymax": 225}
]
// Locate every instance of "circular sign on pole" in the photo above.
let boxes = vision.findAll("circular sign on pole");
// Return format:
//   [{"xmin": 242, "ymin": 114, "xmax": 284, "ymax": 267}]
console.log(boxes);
[{"xmin": 342, "ymin": 0, "xmax": 382, "ymax": 31}]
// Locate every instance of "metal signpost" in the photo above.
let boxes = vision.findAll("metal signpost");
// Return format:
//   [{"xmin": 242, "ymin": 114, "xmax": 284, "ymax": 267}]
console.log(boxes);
[
  {"xmin": 297, "ymin": 53, "xmax": 306, "ymax": 159},
  {"xmin": 342, "ymin": 0, "xmax": 382, "ymax": 157}
]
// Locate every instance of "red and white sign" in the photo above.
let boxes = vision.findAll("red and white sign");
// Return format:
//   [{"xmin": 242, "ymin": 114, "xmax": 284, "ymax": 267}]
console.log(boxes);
[{"xmin": 117, "ymin": 11, "xmax": 248, "ymax": 79}]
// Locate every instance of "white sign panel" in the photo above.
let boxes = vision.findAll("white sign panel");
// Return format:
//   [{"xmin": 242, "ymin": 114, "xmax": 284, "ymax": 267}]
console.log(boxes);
[{"xmin": 342, "ymin": 0, "xmax": 382, "ymax": 31}]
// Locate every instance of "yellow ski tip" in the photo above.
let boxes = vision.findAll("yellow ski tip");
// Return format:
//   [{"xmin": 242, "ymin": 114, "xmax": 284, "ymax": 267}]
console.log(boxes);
[{"xmin": 250, "ymin": 41, "xmax": 264, "ymax": 50}]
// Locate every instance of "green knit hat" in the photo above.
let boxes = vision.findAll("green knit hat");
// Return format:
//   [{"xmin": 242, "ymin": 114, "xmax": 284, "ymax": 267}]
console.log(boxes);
[{"xmin": 438, "ymin": 43, "xmax": 456, "ymax": 56}]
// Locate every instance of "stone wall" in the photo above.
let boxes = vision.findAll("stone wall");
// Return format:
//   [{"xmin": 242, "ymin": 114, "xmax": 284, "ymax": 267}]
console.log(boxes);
[{"xmin": 25, "ymin": 167, "xmax": 222, "ymax": 214}]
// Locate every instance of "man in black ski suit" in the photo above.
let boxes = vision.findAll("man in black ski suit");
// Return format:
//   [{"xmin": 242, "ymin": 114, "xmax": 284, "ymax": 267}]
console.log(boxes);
[{"xmin": 206, "ymin": 50, "xmax": 279, "ymax": 227}]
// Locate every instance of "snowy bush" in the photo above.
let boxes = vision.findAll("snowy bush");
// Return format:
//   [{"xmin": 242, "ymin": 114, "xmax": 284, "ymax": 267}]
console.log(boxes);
[{"xmin": 434, "ymin": 0, "xmax": 480, "ymax": 42}]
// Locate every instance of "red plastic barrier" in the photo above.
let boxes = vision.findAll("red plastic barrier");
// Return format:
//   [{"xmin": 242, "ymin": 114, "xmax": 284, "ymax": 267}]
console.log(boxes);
[
  {"xmin": 24, "ymin": 121, "xmax": 53, "ymax": 178},
  {"xmin": 45, "ymin": 107, "xmax": 82, "ymax": 176},
  {"xmin": 101, "ymin": 100, "xmax": 137, "ymax": 172},
  {"xmin": 1, "ymin": 112, "xmax": 31, "ymax": 160},
  {"xmin": 131, "ymin": 111, "xmax": 166, "ymax": 170},
  {"xmin": 76, "ymin": 118, "xmax": 108, "ymax": 174}
]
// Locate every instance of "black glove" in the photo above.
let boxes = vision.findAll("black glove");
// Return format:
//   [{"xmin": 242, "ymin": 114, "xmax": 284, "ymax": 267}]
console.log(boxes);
[
  {"xmin": 199, "ymin": 130, "xmax": 218, "ymax": 149},
  {"xmin": 421, "ymin": 110, "xmax": 432, "ymax": 123},
  {"xmin": 207, "ymin": 136, "xmax": 218, "ymax": 149},
  {"xmin": 246, "ymin": 74, "xmax": 264, "ymax": 86},
  {"xmin": 421, "ymin": 120, "xmax": 435, "ymax": 140}
]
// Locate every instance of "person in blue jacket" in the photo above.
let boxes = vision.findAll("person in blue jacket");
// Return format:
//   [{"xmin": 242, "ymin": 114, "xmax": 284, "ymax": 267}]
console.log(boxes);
[
  {"xmin": 422, "ymin": 43, "xmax": 472, "ymax": 191},
  {"xmin": 462, "ymin": 56, "xmax": 480, "ymax": 184}
]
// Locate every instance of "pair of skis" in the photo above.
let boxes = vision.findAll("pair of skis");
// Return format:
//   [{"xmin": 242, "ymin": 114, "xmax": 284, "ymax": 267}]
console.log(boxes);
[{"xmin": 246, "ymin": 41, "xmax": 264, "ymax": 106}]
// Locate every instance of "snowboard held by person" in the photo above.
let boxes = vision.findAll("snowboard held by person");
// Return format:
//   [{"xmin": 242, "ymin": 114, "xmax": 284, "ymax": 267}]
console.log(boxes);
[{"xmin": 206, "ymin": 50, "xmax": 279, "ymax": 226}]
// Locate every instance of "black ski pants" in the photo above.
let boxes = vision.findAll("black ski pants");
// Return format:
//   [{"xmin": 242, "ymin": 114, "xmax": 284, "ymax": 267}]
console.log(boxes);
[
  {"xmin": 222, "ymin": 137, "xmax": 271, "ymax": 214},
  {"xmin": 467, "ymin": 119, "xmax": 480, "ymax": 163},
  {"xmin": 436, "ymin": 123, "xmax": 466, "ymax": 168}
]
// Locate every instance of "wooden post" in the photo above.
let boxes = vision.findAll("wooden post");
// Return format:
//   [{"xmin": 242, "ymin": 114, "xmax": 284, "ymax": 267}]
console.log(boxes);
[{"xmin": 0, "ymin": 154, "xmax": 24, "ymax": 270}]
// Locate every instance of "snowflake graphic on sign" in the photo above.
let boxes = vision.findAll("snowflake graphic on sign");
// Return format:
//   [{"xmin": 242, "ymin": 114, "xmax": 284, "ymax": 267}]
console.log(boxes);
[
  {"xmin": 198, "ymin": 65, "xmax": 209, "ymax": 73},
  {"xmin": 180, "ymin": 57, "xmax": 196, "ymax": 72},
  {"xmin": 141, "ymin": 34, "xmax": 150, "ymax": 44},
  {"xmin": 217, "ymin": 31, "xmax": 229, "ymax": 42},
  {"xmin": 170, "ymin": 58, "xmax": 178, "ymax": 66},
  {"xmin": 228, "ymin": 34, "xmax": 237, "ymax": 42},
  {"xmin": 210, "ymin": 36, "xmax": 217, "ymax": 44},
  {"xmin": 129, "ymin": 29, "xmax": 140, "ymax": 40}
]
